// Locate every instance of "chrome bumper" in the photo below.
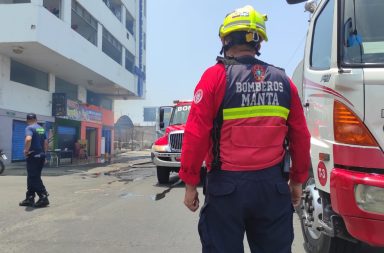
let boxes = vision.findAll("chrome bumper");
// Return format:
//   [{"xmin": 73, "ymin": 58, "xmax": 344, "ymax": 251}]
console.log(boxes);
[{"xmin": 152, "ymin": 152, "xmax": 181, "ymax": 168}]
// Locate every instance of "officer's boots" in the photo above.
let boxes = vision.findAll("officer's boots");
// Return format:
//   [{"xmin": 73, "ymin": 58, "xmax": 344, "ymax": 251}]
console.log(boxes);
[
  {"xmin": 19, "ymin": 195, "xmax": 35, "ymax": 207},
  {"xmin": 34, "ymin": 192, "xmax": 50, "ymax": 208}
]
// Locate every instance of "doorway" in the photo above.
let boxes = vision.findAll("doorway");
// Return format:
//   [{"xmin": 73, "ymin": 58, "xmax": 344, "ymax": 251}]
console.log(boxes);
[{"xmin": 86, "ymin": 127, "xmax": 97, "ymax": 156}]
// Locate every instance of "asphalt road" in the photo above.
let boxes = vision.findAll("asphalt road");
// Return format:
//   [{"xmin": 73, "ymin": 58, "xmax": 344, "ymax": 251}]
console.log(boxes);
[
  {"xmin": 0, "ymin": 158, "xmax": 381, "ymax": 253},
  {"xmin": 0, "ymin": 160, "xmax": 306, "ymax": 253}
]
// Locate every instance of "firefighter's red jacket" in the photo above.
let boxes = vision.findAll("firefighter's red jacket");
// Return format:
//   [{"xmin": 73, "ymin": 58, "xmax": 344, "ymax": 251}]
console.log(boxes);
[{"xmin": 179, "ymin": 57, "xmax": 311, "ymax": 186}]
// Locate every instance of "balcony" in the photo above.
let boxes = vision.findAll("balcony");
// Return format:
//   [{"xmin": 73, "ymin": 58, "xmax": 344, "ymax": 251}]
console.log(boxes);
[{"xmin": 0, "ymin": 2, "xmax": 139, "ymax": 98}]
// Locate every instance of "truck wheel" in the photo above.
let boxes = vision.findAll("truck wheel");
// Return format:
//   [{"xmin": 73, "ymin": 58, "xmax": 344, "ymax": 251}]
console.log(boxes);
[
  {"xmin": 0, "ymin": 161, "xmax": 4, "ymax": 175},
  {"xmin": 298, "ymin": 176, "xmax": 361, "ymax": 253},
  {"xmin": 156, "ymin": 166, "xmax": 170, "ymax": 184}
]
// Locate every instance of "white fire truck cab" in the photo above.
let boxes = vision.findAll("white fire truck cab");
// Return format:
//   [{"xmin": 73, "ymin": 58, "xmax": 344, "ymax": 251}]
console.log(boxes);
[{"xmin": 289, "ymin": 0, "xmax": 384, "ymax": 252}]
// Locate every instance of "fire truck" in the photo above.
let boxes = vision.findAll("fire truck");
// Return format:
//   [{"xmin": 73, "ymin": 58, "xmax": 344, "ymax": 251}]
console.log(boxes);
[
  {"xmin": 289, "ymin": 0, "xmax": 384, "ymax": 252},
  {"xmin": 151, "ymin": 100, "xmax": 195, "ymax": 184}
]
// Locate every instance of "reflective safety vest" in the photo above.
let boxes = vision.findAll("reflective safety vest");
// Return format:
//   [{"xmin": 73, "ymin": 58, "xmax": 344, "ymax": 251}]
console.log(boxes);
[{"xmin": 211, "ymin": 56, "xmax": 292, "ymax": 171}]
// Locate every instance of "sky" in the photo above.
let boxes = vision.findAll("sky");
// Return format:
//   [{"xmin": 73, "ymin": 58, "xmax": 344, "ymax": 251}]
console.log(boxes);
[{"xmin": 115, "ymin": 0, "xmax": 311, "ymax": 124}]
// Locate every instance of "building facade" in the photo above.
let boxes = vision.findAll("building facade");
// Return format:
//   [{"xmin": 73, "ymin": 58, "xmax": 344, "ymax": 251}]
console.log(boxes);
[{"xmin": 0, "ymin": 0, "xmax": 146, "ymax": 162}]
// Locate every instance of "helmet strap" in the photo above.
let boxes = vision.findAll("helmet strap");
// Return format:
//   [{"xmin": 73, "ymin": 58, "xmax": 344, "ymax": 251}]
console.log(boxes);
[
  {"xmin": 220, "ymin": 31, "xmax": 261, "ymax": 57},
  {"xmin": 255, "ymin": 44, "xmax": 261, "ymax": 56}
]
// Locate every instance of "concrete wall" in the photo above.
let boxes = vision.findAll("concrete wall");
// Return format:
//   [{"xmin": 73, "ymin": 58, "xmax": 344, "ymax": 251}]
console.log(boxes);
[
  {"xmin": 0, "ymin": 109, "xmax": 54, "ymax": 165},
  {"xmin": 0, "ymin": 54, "xmax": 52, "ymax": 116}
]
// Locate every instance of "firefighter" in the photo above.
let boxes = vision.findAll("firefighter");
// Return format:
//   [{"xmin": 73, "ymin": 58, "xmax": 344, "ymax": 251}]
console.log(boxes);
[
  {"xmin": 179, "ymin": 5, "xmax": 311, "ymax": 253},
  {"xmin": 19, "ymin": 113, "xmax": 50, "ymax": 208}
]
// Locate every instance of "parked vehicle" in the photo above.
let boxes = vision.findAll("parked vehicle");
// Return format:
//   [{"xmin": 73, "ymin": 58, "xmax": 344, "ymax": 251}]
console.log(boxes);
[
  {"xmin": 288, "ymin": 0, "xmax": 384, "ymax": 252},
  {"xmin": 151, "ymin": 100, "xmax": 206, "ymax": 184},
  {"xmin": 0, "ymin": 149, "xmax": 7, "ymax": 175}
]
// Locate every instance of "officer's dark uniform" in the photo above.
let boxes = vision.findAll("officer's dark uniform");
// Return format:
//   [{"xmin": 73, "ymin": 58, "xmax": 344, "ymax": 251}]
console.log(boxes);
[{"xmin": 19, "ymin": 113, "xmax": 49, "ymax": 208}]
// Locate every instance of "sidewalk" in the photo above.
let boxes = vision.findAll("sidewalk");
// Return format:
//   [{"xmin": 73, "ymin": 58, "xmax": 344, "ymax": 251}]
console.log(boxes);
[{"xmin": 2, "ymin": 150, "xmax": 153, "ymax": 176}]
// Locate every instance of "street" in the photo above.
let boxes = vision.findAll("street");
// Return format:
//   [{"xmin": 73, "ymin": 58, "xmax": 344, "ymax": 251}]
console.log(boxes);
[{"xmin": 0, "ymin": 152, "xmax": 306, "ymax": 253}]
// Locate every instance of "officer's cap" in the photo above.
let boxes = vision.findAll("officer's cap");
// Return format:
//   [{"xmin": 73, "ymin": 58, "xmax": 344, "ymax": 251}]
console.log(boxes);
[{"xmin": 26, "ymin": 113, "xmax": 37, "ymax": 120}]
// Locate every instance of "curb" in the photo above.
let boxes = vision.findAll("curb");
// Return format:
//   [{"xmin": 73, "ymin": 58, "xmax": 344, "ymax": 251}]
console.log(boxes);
[
  {"xmin": 85, "ymin": 158, "xmax": 153, "ymax": 175},
  {"xmin": 2, "ymin": 156, "xmax": 153, "ymax": 176}
]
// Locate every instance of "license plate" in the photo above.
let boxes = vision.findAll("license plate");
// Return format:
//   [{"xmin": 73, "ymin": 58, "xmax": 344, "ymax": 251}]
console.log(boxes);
[{"xmin": 1, "ymin": 154, "xmax": 7, "ymax": 160}]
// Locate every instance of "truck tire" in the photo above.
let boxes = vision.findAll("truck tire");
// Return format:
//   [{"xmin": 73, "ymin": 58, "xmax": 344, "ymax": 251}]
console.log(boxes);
[
  {"xmin": 0, "ymin": 160, "xmax": 4, "ymax": 175},
  {"xmin": 298, "ymin": 176, "xmax": 361, "ymax": 253},
  {"xmin": 156, "ymin": 166, "xmax": 170, "ymax": 184}
]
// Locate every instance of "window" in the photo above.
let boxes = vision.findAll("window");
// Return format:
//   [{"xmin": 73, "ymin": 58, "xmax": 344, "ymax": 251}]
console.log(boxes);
[
  {"xmin": 171, "ymin": 105, "xmax": 191, "ymax": 125},
  {"xmin": 144, "ymin": 0, "xmax": 146, "ymax": 17},
  {"xmin": 87, "ymin": 90, "xmax": 100, "ymax": 106},
  {"xmin": 102, "ymin": 28, "xmax": 123, "ymax": 64},
  {"xmin": 143, "ymin": 32, "xmax": 146, "ymax": 50},
  {"xmin": 342, "ymin": 0, "xmax": 384, "ymax": 65},
  {"xmin": 310, "ymin": 0, "xmax": 334, "ymax": 69},
  {"xmin": 100, "ymin": 98, "xmax": 113, "ymax": 110},
  {"xmin": 71, "ymin": 0, "xmax": 98, "ymax": 46},
  {"xmin": 43, "ymin": 0, "xmax": 61, "ymax": 18},
  {"xmin": 126, "ymin": 9, "xmax": 135, "ymax": 36},
  {"xmin": 86, "ymin": 90, "xmax": 112, "ymax": 110},
  {"xmin": 14, "ymin": 0, "xmax": 30, "ymax": 2},
  {"xmin": 143, "ymin": 65, "xmax": 146, "ymax": 77},
  {"xmin": 10, "ymin": 60, "xmax": 49, "ymax": 91},
  {"xmin": 0, "ymin": 0, "xmax": 31, "ymax": 4},
  {"xmin": 125, "ymin": 49, "xmax": 135, "ymax": 73},
  {"xmin": 103, "ymin": 0, "xmax": 122, "ymax": 22},
  {"xmin": 55, "ymin": 77, "xmax": 78, "ymax": 101}
]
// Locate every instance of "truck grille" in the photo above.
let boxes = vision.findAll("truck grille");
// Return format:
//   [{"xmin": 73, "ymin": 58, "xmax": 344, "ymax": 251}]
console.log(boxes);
[{"xmin": 169, "ymin": 131, "xmax": 184, "ymax": 151}]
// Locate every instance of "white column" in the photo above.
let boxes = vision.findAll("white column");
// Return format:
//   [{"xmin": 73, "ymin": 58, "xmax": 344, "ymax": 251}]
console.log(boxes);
[
  {"xmin": 61, "ymin": 0, "xmax": 72, "ymax": 26},
  {"xmin": 97, "ymin": 23, "xmax": 103, "ymax": 49},
  {"xmin": 122, "ymin": 47, "xmax": 126, "ymax": 68},
  {"xmin": 49, "ymin": 74, "xmax": 55, "ymax": 93},
  {"xmin": 78, "ymin": 86, "xmax": 87, "ymax": 103}
]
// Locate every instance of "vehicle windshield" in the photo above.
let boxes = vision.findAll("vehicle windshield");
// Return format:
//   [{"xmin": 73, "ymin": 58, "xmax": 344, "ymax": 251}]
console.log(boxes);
[
  {"xmin": 170, "ymin": 104, "xmax": 191, "ymax": 125},
  {"xmin": 342, "ymin": 0, "xmax": 384, "ymax": 65}
]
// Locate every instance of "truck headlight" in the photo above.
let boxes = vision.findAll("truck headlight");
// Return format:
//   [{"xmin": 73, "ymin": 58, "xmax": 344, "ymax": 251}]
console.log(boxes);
[
  {"xmin": 152, "ymin": 145, "xmax": 169, "ymax": 152},
  {"xmin": 355, "ymin": 184, "xmax": 384, "ymax": 214}
]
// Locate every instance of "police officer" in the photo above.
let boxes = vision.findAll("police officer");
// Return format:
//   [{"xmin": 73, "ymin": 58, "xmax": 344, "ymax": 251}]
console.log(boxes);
[
  {"xmin": 179, "ymin": 5, "xmax": 311, "ymax": 253},
  {"xmin": 19, "ymin": 113, "xmax": 50, "ymax": 208}
]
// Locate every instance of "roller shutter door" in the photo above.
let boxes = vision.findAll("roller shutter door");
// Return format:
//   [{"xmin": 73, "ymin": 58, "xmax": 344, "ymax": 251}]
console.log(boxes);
[{"xmin": 12, "ymin": 121, "xmax": 27, "ymax": 161}]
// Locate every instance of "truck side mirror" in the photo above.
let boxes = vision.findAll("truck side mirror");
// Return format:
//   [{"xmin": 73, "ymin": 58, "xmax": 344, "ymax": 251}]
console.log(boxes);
[
  {"xmin": 158, "ymin": 106, "xmax": 173, "ymax": 131},
  {"xmin": 159, "ymin": 108, "xmax": 165, "ymax": 130}
]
